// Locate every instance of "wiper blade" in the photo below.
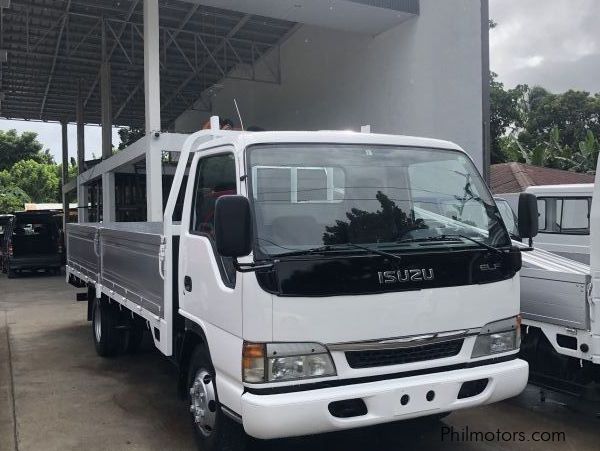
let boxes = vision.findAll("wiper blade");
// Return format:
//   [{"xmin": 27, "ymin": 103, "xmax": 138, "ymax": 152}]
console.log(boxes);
[
  {"xmin": 274, "ymin": 245, "xmax": 338, "ymax": 258},
  {"xmin": 275, "ymin": 243, "xmax": 402, "ymax": 261},
  {"xmin": 344, "ymin": 242, "xmax": 403, "ymax": 262},
  {"xmin": 398, "ymin": 234, "xmax": 504, "ymax": 254}
]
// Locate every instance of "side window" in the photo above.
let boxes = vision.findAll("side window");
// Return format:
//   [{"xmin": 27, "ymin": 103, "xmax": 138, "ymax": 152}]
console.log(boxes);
[
  {"xmin": 537, "ymin": 199, "xmax": 547, "ymax": 231},
  {"xmin": 189, "ymin": 153, "xmax": 237, "ymax": 287},
  {"xmin": 190, "ymin": 153, "xmax": 237, "ymax": 237},
  {"xmin": 561, "ymin": 198, "xmax": 590, "ymax": 234},
  {"xmin": 554, "ymin": 199, "xmax": 563, "ymax": 231}
]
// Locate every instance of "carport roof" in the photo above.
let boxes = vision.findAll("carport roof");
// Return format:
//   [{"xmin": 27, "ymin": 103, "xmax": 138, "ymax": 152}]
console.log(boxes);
[{"xmin": 0, "ymin": 0, "xmax": 297, "ymax": 128}]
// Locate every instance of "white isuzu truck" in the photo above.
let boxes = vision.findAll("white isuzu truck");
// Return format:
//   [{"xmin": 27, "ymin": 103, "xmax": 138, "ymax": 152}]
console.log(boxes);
[{"xmin": 66, "ymin": 125, "xmax": 532, "ymax": 450}]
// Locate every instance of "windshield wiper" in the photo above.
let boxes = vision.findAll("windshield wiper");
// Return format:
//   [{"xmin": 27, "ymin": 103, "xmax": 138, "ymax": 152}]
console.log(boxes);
[
  {"xmin": 398, "ymin": 234, "xmax": 504, "ymax": 255},
  {"xmin": 271, "ymin": 245, "xmax": 337, "ymax": 258},
  {"xmin": 274, "ymin": 243, "xmax": 402, "ymax": 261},
  {"xmin": 344, "ymin": 242, "xmax": 403, "ymax": 262}
]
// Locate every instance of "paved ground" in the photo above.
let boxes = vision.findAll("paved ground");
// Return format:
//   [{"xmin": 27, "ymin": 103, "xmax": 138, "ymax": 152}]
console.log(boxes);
[{"xmin": 1, "ymin": 272, "xmax": 599, "ymax": 451}]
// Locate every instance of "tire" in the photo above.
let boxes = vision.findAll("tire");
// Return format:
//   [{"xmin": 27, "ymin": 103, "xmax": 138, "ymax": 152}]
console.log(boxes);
[
  {"xmin": 187, "ymin": 345, "xmax": 247, "ymax": 451},
  {"xmin": 91, "ymin": 298, "xmax": 120, "ymax": 357}
]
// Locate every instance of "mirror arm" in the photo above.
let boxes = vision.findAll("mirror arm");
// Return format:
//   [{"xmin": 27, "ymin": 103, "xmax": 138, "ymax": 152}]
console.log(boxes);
[{"xmin": 233, "ymin": 258, "xmax": 274, "ymax": 273}]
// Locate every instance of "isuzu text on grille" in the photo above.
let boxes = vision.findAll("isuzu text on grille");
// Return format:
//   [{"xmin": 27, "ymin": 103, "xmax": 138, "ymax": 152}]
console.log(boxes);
[{"xmin": 378, "ymin": 269, "xmax": 435, "ymax": 284}]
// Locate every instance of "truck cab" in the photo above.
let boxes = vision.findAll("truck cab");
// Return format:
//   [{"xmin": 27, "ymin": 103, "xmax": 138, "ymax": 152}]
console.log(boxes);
[
  {"xmin": 67, "ymin": 129, "xmax": 530, "ymax": 449},
  {"xmin": 177, "ymin": 131, "xmax": 528, "ymax": 441}
]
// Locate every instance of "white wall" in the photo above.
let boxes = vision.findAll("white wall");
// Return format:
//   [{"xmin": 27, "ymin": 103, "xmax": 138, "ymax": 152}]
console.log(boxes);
[{"xmin": 174, "ymin": 0, "xmax": 485, "ymax": 169}]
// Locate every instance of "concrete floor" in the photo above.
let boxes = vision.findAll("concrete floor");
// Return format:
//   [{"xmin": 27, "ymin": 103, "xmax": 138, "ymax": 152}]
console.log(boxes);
[{"xmin": 0, "ymin": 272, "xmax": 599, "ymax": 451}]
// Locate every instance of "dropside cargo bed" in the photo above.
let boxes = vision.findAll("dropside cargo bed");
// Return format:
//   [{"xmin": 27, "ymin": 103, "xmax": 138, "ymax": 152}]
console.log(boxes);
[{"xmin": 66, "ymin": 222, "xmax": 165, "ymax": 318}]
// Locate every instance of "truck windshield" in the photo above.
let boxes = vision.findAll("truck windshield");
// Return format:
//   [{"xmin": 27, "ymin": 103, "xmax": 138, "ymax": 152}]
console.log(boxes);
[
  {"xmin": 247, "ymin": 144, "xmax": 510, "ymax": 257},
  {"xmin": 495, "ymin": 199, "xmax": 520, "ymax": 239}
]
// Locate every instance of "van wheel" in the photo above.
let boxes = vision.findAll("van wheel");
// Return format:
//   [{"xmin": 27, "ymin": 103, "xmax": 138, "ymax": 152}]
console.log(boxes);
[
  {"xmin": 92, "ymin": 298, "xmax": 120, "ymax": 357},
  {"xmin": 187, "ymin": 346, "xmax": 246, "ymax": 451}
]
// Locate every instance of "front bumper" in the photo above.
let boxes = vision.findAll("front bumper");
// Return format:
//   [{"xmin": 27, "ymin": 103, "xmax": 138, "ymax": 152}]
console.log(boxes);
[{"xmin": 241, "ymin": 358, "xmax": 528, "ymax": 439}]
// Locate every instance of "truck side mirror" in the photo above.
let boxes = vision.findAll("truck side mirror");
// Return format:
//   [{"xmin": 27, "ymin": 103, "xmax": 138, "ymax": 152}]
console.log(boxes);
[
  {"xmin": 214, "ymin": 195, "xmax": 252, "ymax": 258},
  {"xmin": 518, "ymin": 193, "xmax": 539, "ymax": 247}
]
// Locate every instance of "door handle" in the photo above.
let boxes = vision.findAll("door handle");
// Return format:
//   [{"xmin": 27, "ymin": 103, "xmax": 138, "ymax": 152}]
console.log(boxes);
[{"xmin": 184, "ymin": 276, "xmax": 192, "ymax": 292}]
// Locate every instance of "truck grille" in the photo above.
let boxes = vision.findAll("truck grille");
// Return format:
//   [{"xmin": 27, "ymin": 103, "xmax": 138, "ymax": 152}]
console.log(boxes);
[{"xmin": 345, "ymin": 339, "xmax": 464, "ymax": 369}]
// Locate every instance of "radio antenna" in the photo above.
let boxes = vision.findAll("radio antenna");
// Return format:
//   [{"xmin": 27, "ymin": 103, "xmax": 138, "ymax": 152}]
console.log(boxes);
[{"xmin": 234, "ymin": 98, "xmax": 245, "ymax": 131}]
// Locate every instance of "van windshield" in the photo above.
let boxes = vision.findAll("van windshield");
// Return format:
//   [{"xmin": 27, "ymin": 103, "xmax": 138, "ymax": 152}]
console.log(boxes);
[{"xmin": 247, "ymin": 144, "xmax": 510, "ymax": 257}]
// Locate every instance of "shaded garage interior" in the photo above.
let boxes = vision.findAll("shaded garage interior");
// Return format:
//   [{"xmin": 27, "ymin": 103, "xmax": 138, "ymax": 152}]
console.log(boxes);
[{"xmin": 0, "ymin": 0, "xmax": 489, "ymax": 223}]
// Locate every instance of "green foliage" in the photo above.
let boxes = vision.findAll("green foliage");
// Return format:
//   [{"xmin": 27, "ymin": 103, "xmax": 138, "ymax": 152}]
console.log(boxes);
[
  {"xmin": 490, "ymin": 76, "xmax": 600, "ymax": 172},
  {"xmin": 0, "ymin": 185, "xmax": 30, "ymax": 214},
  {"xmin": 118, "ymin": 127, "xmax": 145, "ymax": 151},
  {"xmin": 489, "ymin": 72, "xmax": 528, "ymax": 163},
  {"xmin": 0, "ymin": 129, "xmax": 54, "ymax": 171},
  {"xmin": 1, "ymin": 159, "xmax": 60, "ymax": 203}
]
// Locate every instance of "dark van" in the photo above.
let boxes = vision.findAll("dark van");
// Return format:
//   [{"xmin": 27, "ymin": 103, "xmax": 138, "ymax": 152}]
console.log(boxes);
[{"xmin": 2, "ymin": 212, "xmax": 63, "ymax": 278}]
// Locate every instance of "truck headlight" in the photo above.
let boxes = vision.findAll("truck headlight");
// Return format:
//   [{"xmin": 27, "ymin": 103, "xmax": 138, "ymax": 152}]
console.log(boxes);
[
  {"xmin": 243, "ymin": 341, "xmax": 336, "ymax": 383},
  {"xmin": 471, "ymin": 316, "xmax": 521, "ymax": 358}
]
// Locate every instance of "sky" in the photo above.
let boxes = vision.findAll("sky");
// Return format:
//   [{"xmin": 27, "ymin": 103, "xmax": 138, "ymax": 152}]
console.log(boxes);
[
  {"xmin": 1, "ymin": 0, "xmax": 599, "ymax": 162},
  {"xmin": 490, "ymin": 0, "xmax": 600, "ymax": 92}
]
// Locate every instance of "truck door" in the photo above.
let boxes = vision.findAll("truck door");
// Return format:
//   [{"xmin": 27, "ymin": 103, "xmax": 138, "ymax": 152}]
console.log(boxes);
[{"xmin": 179, "ymin": 150, "xmax": 243, "ymax": 337}]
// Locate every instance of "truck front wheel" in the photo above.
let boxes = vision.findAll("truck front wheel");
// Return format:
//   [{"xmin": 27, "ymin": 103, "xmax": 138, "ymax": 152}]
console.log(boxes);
[
  {"xmin": 92, "ymin": 298, "xmax": 120, "ymax": 357},
  {"xmin": 187, "ymin": 346, "xmax": 246, "ymax": 451}
]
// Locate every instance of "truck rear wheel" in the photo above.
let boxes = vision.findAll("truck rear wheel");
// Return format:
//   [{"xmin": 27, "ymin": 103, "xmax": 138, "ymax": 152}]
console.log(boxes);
[
  {"xmin": 187, "ymin": 345, "xmax": 246, "ymax": 451},
  {"xmin": 92, "ymin": 298, "xmax": 120, "ymax": 357}
]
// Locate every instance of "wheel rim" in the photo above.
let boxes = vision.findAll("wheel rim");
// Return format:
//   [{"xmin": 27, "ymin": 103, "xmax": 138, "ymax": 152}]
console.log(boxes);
[
  {"xmin": 189, "ymin": 369, "xmax": 217, "ymax": 436},
  {"xmin": 94, "ymin": 302, "xmax": 102, "ymax": 342}
]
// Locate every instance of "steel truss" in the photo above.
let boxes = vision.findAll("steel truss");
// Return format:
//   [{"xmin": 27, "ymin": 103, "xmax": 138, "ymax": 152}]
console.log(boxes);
[{"xmin": 0, "ymin": 0, "xmax": 294, "ymax": 127}]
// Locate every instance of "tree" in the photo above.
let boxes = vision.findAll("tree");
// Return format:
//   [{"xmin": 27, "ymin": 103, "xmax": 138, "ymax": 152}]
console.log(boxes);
[
  {"xmin": 1, "ymin": 159, "xmax": 60, "ymax": 203},
  {"xmin": 0, "ymin": 129, "xmax": 54, "ymax": 171},
  {"xmin": 118, "ymin": 127, "xmax": 145, "ymax": 151},
  {"xmin": 0, "ymin": 185, "xmax": 31, "ymax": 214},
  {"xmin": 489, "ymin": 72, "xmax": 528, "ymax": 163},
  {"xmin": 490, "ymin": 79, "xmax": 600, "ymax": 172}
]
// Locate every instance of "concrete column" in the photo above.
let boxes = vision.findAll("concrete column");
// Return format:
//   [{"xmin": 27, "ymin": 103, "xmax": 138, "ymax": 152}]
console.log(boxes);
[
  {"xmin": 61, "ymin": 121, "xmax": 69, "ymax": 230},
  {"xmin": 102, "ymin": 172, "xmax": 116, "ymax": 223},
  {"xmin": 76, "ymin": 80, "xmax": 88, "ymax": 222},
  {"xmin": 144, "ymin": 0, "xmax": 163, "ymax": 221}
]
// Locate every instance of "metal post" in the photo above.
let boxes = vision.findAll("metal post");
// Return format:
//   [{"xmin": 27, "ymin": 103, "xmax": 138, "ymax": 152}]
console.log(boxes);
[
  {"xmin": 102, "ymin": 172, "xmax": 116, "ymax": 223},
  {"xmin": 100, "ymin": 18, "xmax": 115, "ymax": 222},
  {"xmin": 76, "ymin": 80, "xmax": 88, "ymax": 222},
  {"xmin": 144, "ymin": 0, "xmax": 163, "ymax": 221},
  {"xmin": 61, "ymin": 120, "xmax": 69, "ymax": 230},
  {"xmin": 144, "ymin": 0, "xmax": 161, "ymax": 134},
  {"xmin": 101, "ymin": 19, "xmax": 112, "ymax": 160}
]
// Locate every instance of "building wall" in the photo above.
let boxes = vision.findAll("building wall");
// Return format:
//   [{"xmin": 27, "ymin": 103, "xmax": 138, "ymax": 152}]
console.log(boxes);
[{"xmin": 174, "ymin": 0, "xmax": 485, "ymax": 169}]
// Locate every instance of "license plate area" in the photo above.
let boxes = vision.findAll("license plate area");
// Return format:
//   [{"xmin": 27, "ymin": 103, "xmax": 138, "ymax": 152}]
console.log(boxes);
[{"xmin": 394, "ymin": 383, "xmax": 447, "ymax": 415}]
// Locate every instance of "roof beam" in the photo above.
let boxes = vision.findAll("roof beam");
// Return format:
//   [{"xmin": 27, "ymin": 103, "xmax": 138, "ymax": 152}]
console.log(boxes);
[
  {"xmin": 40, "ymin": 0, "xmax": 72, "ymax": 119},
  {"xmin": 84, "ymin": 0, "xmax": 139, "ymax": 107},
  {"xmin": 161, "ymin": 14, "xmax": 251, "ymax": 113},
  {"xmin": 113, "ymin": 2, "xmax": 202, "ymax": 122}
]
